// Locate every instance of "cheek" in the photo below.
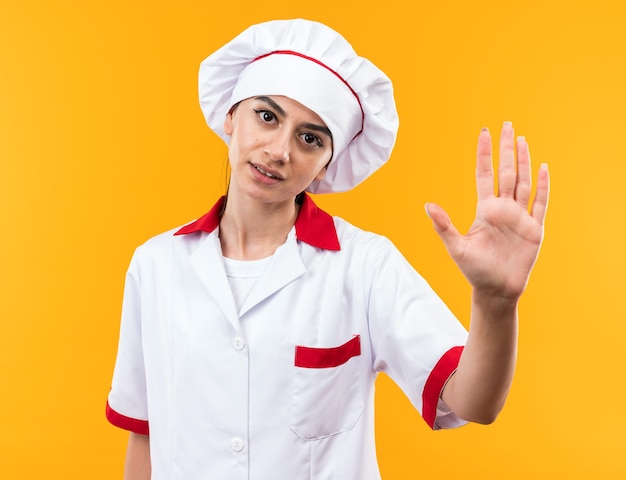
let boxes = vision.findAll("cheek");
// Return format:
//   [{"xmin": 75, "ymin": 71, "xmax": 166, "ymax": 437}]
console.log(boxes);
[
  {"xmin": 314, "ymin": 160, "xmax": 329, "ymax": 181},
  {"xmin": 228, "ymin": 131, "xmax": 258, "ymax": 163},
  {"xmin": 318, "ymin": 151, "xmax": 332, "ymax": 172},
  {"xmin": 301, "ymin": 153, "xmax": 331, "ymax": 182}
]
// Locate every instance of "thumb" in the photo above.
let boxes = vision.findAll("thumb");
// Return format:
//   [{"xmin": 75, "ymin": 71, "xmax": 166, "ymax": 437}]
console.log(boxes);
[{"xmin": 425, "ymin": 202, "xmax": 461, "ymax": 253}]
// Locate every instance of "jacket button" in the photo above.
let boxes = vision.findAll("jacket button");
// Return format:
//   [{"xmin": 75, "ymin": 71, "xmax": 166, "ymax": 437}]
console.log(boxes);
[
  {"xmin": 232, "ymin": 337, "xmax": 245, "ymax": 351},
  {"xmin": 230, "ymin": 437, "xmax": 245, "ymax": 452}
]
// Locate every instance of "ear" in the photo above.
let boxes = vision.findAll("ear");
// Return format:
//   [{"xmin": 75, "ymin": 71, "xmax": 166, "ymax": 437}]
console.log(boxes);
[{"xmin": 223, "ymin": 113, "xmax": 233, "ymax": 136}]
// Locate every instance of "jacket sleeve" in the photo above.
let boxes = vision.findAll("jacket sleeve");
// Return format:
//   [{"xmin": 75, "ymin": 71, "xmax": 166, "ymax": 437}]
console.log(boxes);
[
  {"xmin": 367, "ymin": 237, "xmax": 469, "ymax": 430},
  {"xmin": 106, "ymin": 251, "xmax": 150, "ymax": 435}
]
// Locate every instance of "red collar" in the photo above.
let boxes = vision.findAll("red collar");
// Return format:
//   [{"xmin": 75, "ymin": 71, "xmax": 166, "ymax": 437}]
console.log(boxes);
[{"xmin": 174, "ymin": 194, "xmax": 340, "ymax": 251}]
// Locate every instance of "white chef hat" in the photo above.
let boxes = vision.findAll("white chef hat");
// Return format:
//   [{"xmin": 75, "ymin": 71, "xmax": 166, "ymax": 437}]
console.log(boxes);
[{"xmin": 198, "ymin": 18, "xmax": 399, "ymax": 194}]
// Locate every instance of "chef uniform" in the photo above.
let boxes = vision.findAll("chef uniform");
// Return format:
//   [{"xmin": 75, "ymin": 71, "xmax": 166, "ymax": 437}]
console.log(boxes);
[{"xmin": 106, "ymin": 19, "xmax": 469, "ymax": 479}]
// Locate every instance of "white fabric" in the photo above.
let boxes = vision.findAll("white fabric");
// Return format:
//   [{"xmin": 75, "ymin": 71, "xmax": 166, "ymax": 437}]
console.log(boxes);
[
  {"xmin": 108, "ymin": 219, "xmax": 468, "ymax": 479},
  {"xmin": 434, "ymin": 396, "xmax": 466, "ymax": 430},
  {"xmin": 198, "ymin": 18, "xmax": 399, "ymax": 193},
  {"xmin": 223, "ymin": 254, "xmax": 270, "ymax": 311}
]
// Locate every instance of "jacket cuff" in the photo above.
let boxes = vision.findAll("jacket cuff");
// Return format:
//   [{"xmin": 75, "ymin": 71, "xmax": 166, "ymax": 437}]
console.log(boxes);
[{"xmin": 421, "ymin": 346, "xmax": 464, "ymax": 429}]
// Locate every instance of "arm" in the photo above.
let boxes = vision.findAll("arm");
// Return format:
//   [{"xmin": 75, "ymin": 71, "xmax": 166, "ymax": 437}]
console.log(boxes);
[
  {"xmin": 426, "ymin": 122, "xmax": 550, "ymax": 424},
  {"xmin": 441, "ymin": 292, "xmax": 518, "ymax": 424},
  {"xmin": 124, "ymin": 433, "xmax": 151, "ymax": 480}
]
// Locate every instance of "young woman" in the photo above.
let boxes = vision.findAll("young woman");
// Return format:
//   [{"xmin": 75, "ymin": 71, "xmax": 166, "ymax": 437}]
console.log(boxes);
[{"xmin": 106, "ymin": 18, "xmax": 550, "ymax": 479}]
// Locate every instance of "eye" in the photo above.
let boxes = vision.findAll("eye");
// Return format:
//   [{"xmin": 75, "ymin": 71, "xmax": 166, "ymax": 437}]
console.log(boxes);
[
  {"xmin": 300, "ymin": 132, "xmax": 323, "ymax": 147},
  {"xmin": 254, "ymin": 109, "xmax": 276, "ymax": 123}
]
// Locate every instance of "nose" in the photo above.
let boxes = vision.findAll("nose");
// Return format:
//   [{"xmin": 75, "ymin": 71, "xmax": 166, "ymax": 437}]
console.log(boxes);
[{"xmin": 264, "ymin": 130, "xmax": 290, "ymax": 163}]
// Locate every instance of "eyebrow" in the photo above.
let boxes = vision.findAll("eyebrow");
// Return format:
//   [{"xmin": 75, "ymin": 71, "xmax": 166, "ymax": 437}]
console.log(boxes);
[
  {"xmin": 254, "ymin": 96, "xmax": 333, "ymax": 139},
  {"xmin": 256, "ymin": 96, "xmax": 286, "ymax": 117}
]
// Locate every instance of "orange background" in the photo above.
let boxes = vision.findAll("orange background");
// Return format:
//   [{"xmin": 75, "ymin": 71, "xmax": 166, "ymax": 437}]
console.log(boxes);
[{"xmin": 1, "ymin": 0, "xmax": 625, "ymax": 478}]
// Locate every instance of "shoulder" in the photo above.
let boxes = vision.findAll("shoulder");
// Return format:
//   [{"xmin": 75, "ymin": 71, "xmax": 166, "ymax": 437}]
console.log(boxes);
[
  {"xmin": 330, "ymin": 215, "xmax": 423, "ymax": 282},
  {"xmin": 332, "ymin": 215, "xmax": 395, "ymax": 254},
  {"xmin": 132, "ymin": 196, "xmax": 225, "ymax": 260},
  {"xmin": 134, "ymin": 226, "xmax": 183, "ymax": 254},
  {"xmin": 132, "ymin": 221, "xmax": 214, "ymax": 265}
]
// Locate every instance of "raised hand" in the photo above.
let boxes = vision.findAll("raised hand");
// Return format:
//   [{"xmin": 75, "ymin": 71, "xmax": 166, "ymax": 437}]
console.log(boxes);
[{"xmin": 425, "ymin": 122, "xmax": 550, "ymax": 301}]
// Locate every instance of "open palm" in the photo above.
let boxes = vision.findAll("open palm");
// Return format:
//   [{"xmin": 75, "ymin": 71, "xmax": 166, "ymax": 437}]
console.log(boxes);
[{"xmin": 426, "ymin": 123, "xmax": 550, "ymax": 300}]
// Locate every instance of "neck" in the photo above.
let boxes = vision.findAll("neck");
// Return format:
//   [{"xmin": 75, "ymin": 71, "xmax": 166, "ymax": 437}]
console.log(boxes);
[{"xmin": 218, "ymin": 191, "xmax": 300, "ymax": 260}]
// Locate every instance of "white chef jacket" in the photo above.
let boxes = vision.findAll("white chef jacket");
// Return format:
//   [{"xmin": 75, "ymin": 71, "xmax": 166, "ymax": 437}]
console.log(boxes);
[{"xmin": 106, "ymin": 194, "xmax": 469, "ymax": 479}]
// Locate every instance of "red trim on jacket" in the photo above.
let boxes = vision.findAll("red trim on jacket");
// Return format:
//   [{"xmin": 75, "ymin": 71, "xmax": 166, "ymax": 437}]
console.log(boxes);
[
  {"xmin": 421, "ymin": 346, "xmax": 464, "ymax": 429},
  {"xmin": 174, "ymin": 194, "xmax": 340, "ymax": 251},
  {"xmin": 295, "ymin": 335, "xmax": 361, "ymax": 368},
  {"xmin": 106, "ymin": 401, "xmax": 150, "ymax": 435},
  {"xmin": 173, "ymin": 196, "xmax": 224, "ymax": 236}
]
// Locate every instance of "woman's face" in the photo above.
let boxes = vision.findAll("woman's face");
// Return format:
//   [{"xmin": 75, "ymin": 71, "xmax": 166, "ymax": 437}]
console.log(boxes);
[{"xmin": 224, "ymin": 95, "xmax": 333, "ymax": 206}]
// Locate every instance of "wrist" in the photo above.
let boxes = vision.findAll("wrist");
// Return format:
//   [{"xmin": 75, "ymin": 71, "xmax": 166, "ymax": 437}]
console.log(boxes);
[{"xmin": 471, "ymin": 289, "xmax": 519, "ymax": 317}]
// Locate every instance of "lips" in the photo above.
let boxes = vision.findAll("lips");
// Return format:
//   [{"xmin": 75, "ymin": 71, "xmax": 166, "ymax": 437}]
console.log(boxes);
[{"xmin": 251, "ymin": 163, "xmax": 283, "ymax": 180}]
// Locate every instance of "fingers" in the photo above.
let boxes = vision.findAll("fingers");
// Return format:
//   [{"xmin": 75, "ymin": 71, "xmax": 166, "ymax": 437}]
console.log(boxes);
[
  {"xmin": 531, "ymin": 163, "xmax": 550, "ymax": 225},
  {"xmin": 498, "ymin": 122, "xmax": 516, "ymax": 198},
  {"xmin": 515, "ymin": 136, "xmax": 532, "ymax": 208},
  {"xmin": 487, "ymin": 122, "xmax": 538, "ymax": 212},
  {"xmin": 496, "ymin": 123, "xmax": 549, "ymax": 224},
  {"xmin": 425, "ymin": 202, "xmax": 462, "ymax": 257},
  {"xmin": 476, "ymin": 128, "xmax": 494, "ymax": 201}
]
